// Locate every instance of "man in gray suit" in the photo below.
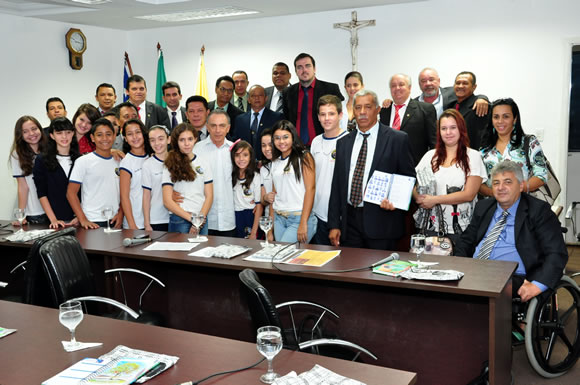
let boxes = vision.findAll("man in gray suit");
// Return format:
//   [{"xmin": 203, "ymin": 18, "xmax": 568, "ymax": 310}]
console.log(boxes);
[
  {"xmin": 162, "ymin": 81, "xmax": 187, "ymax": 131},
  {"xmin": 124, "ymin": 74, "xmax": 170, "ymax": 130},
  {"xmin": 265, "ymin": 62, "xmax": 291, "ymax": 115}
]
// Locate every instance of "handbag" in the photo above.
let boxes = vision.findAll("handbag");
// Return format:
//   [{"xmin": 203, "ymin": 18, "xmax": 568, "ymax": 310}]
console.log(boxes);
[
  {"xmin": 415, "ymin": 204, "xmax": 454, "ymax": 256},
  {"xmin": 523, "ymin": 135, "xmax": 561, "ymax": 205}
]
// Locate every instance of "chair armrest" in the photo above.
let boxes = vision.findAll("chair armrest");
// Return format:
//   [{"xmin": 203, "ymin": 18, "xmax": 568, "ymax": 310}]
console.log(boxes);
[
  {"xmin": 104, "ymin": 268, "xmax": 165, "ymax": 287},
  {"xmin": 276, "ymin": 301, "xmax": 339, "ymax": 319},
  {"xmin": 299, "ymin": 338, "xmax": 378, "ymax": 360},
  {"xmin": 10, "ymin": 261, "xmax": 27, "ymax": 274},
  {"xmin": 69, "ymin": 295, "xmax": 139, "ymax": 319}
]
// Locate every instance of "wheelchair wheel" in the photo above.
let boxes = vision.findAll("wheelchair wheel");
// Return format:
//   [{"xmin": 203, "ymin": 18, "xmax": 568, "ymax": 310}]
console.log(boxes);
[{"xmin": 524, "ymin": 276, "xmax": 580, "ymax": 377}]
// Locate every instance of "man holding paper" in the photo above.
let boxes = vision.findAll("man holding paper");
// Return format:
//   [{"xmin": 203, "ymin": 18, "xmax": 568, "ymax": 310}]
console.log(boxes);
[{"xmin": 328, "ymin": 90, "xmax": 416, "ymax": 250}]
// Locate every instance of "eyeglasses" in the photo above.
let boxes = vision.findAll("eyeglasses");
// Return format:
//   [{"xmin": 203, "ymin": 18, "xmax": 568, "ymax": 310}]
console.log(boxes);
[{"xmin": 218, "ymin": 87, "xmax": 234, "ymax": 94}]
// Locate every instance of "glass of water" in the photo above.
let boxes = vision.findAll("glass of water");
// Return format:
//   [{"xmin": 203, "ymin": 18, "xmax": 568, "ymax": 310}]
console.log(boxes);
[
  {"xmin": 191, "ymin": 214, "xmax": 205, "ymax": 241},
  {"xmin": 410, "ymin": 234, "xmax": 426, "ymax": 262},
  {"xmin": 13, "ymin": 208, "xmax": 26, "ymax": 233},
  {"xmin": 101, "ymin": 206, "xmax": 114, "ymax": 233},
  {"xmin": 59, "ymin": 300, "xmax": 84, "ymax": 348},
  {"xmin": 259, "ymin": 216, "xmax": 273, "ymax": 248},
  {"xmin": 256, "ymin": 325, "xmax": 283, "ymax": 384}
]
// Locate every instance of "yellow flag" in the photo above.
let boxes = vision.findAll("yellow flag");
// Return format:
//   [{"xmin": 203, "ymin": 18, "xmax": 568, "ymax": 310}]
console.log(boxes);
[{"xmin": 195, "ymin": 47, "xmax": 208, "ymax": 100}]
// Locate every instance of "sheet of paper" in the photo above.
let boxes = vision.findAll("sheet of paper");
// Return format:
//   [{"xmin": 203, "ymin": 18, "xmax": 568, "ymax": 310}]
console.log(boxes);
[
  {"xmin": 283, "ymin": 250, "xmax": 340, "ymax": 267},
  {"xmin": 388, "ymin": 174, "xmax": 416, "ymax": 210},
  {"xmin": 244, "ymin": 244, "xmax": 298, "ymax": 262},
  {"xmin": 0, "ymin": 326, "xmax": 16, "ymax": 338},
  {"xmin": 363, "ymin": 171, "xmax": 415, "ymax": 211},
  {"xmin": 43, "ymin": 358, "xmax": 106, "ymax": 385},
  {"xmin": 143, "ymin": 242, "xmax": 197, "ymax": 251},
  {"xmin": 363, "ymin": 171, "xmax": 391, "ymax": 205},
  {"xmin": 188, "ymin": 244, "xmax": 251, "ymax": 259}
]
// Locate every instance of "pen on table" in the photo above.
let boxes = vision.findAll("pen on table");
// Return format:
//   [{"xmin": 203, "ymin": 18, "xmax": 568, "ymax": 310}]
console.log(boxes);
[{"xmin": 137, "ymin": 362, "xmax": 166, "ymax": 382}]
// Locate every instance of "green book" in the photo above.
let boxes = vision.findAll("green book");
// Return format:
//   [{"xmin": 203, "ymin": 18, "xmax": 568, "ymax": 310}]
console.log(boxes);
[{"xmin": 372, "ymin": 260, "xmax": 415, "ymax": 277}]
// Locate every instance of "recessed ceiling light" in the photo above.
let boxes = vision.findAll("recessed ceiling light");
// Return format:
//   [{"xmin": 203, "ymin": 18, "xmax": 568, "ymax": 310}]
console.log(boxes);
[
  {"xmin": 135, "ymin": 6, "xmax": 259, "ymax": 22},
  {"xmin": 71, "ymin": 0, "xmax": 111, "ymax": 4}
]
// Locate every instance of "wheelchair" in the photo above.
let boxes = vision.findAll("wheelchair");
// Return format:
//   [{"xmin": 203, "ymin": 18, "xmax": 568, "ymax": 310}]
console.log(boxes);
[{"xmin": 512, "ymin": 274, "xmax": 580, "ymax": 378}]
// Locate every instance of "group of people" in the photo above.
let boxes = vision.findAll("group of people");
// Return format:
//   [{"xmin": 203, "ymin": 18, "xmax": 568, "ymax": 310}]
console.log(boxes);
[{"xmin": 10, "ymin": 52, "xmax": 568, "ymax": 303}]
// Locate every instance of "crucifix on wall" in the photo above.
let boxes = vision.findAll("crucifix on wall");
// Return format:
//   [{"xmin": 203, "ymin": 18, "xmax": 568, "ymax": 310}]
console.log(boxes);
[{"xmin": 334, "ymin": 11, "xmax": 376, "ymax": 71}]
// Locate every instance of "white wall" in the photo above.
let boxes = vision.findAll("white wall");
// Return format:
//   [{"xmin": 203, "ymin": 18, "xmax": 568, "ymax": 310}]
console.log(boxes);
[{"xmin": 1, "ymin": 0, "xmax": 579, "ymax": 218}]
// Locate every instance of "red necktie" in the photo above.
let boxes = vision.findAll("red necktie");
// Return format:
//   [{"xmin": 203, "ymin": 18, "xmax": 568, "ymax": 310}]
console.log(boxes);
[
  {"xmin": 392, "ymin": 104, "xmax": 404, "ymax": 130},
  {"xmin": 455, "ymin": 103, "xmax": 460, "ymax": 110}
]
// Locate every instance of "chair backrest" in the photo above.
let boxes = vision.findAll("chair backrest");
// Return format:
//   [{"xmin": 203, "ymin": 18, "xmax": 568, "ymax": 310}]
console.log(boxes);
[
  {"xmin": 38, "ymin": 232, "xmax": 96, "ymax": 306},
  {"xmin": 239, "ymin": 268, "xmax": 283, "ymax": 330}
]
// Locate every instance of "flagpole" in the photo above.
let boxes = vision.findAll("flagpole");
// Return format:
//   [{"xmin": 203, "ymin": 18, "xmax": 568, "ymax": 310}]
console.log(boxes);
[{"xmin": 124, "ymin": 51, "xmax": 133, "ymax": 76}]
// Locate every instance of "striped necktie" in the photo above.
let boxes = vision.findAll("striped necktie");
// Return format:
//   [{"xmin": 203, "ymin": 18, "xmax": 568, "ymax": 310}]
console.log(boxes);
[{"xmin": 476, "ymin": 210, "xmax": 509, "ymax": 260}]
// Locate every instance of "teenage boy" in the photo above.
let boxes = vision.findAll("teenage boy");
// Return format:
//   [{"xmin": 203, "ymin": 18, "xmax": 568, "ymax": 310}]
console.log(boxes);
[
  {"xmin": 67, "ymin": 118, "xmax": 123, "ymax": 229},
  {"xmin": 310, "ymin": 95, "xmax": 348, "ymax": 245}
]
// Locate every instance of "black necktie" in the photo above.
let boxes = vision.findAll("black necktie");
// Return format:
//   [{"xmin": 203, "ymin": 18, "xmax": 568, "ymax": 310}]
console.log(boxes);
[
  {"xmin": 171, "ymin": 111, "xmax": 178, "ymax": 129},
  {"xmin": 300, "ymin": 86, "xmax": 310, "ymax": 145},
  {"xmin": 350, "ymin": 133, "xmax": 370, "ymax": 207}
]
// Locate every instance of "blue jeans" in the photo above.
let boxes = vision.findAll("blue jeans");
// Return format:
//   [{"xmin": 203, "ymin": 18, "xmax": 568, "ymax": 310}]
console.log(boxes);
[
  {"xmin": 168, "ymin": 213, "xmax": 208, "ymax": 235},
  {"xmin": 274, "ymin": 212, "xmax": 317, "ymax": 243}
]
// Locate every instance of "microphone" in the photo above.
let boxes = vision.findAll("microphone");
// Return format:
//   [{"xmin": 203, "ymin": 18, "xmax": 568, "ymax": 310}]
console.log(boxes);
[
  {"xmin": 370, "ymin": 252, "xmax": 400, "ymax": 268},
  {"xmin": 122, "ymin": 237, "xmax": 151, "ymax": 247}
]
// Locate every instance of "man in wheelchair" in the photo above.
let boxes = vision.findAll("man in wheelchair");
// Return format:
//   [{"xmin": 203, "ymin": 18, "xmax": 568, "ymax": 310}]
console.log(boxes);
[{"xmin": 455, "ymin": 160, "xmax": 568, "ymax": 301}]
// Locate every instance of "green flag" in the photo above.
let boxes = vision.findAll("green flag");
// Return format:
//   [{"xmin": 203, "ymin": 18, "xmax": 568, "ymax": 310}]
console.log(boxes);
[{"xmin": 156, "ymin": 49, "xmax": 167, "ymax": 108}]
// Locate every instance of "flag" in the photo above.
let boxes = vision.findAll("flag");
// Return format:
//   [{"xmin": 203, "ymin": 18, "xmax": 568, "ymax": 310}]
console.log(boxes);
[
  {"xmin": 195, "ymin": 46, "xmax": 208, "ymax": 100},
  {"xmin": 123, "ymin": 52, "xmax": 133, "ymax": 102},
  {"xmin": 156, "ymin": 46, "xmax": 167, "ymax": 108}
]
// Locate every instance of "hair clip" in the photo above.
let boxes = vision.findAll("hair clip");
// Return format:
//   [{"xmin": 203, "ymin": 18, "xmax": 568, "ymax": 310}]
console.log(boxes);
[{"xmin": 229, "ymin": 138, "xmax": 241, "ymax": 151}]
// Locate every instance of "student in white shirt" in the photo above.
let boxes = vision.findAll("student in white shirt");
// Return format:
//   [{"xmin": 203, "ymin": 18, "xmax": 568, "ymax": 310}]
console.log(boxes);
[
  {"xmin": 310, "ymin": 95, "xmax": 348, "ymax": 245},
  {"xmin": 67, "ymin": 118, "xmax": 123, "ymax": 229},
  {"xmin": 10, "ymin": 115, "xmax": 48, "ymax": 225},
  {"xmin": 270, "ymin": 120, "xmax": 317, "ymax": 243},
  {"xmin": 119, "ymin": 119, "xmax": 151, "ymax": 229},
  {"xmin": 231, "ymin": 140, "xmax": 263, "ymax": 238},
  {"xmin": 142, "ymin": 125, "xmax": 170, "ymax": 232},
  {"xmin": 162, "ymin": 123, "xmax": 213, "ymax": 234}
]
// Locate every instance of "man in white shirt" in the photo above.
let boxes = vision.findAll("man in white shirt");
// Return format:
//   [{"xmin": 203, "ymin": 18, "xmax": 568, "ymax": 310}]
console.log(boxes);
[
  {"xmin": 124, "ymin": 74, "xmax": 170, "ymax": 129},
  {"xmin": 265, "ymin": 62, "xmax": 291, "ymax": 115},
  {"xmin": 310, "ymin": 95, "xmax": 348, "ymax": 245},
  {"xmin": 185, "ymin": 95, "xmax": 210, "ymax": 141},
  {"xmin": 162, "ymin": 81, "xmax": 187, "ymax": 131},
  {"xmin": 194, "ymin": 110, "xmax": 236, "ymax": 236}
]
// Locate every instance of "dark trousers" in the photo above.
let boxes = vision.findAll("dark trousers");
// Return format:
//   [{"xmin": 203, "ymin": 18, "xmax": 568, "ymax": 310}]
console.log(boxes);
[
  {"xmin": 344, "ymin": 205, "xmax": 397, "ymax": 251},
  {"xmin": 208, "ymin": 229, "xmax": 237, "ymax": 237},
  {"xmin": 311, "ymin": 217, "xmax": 331, "ymax": 246}
]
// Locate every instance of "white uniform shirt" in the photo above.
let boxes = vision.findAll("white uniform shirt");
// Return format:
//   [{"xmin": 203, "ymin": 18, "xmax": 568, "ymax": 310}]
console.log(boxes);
[
  {"xmin": 195, "ymin": 138, "xmax": 235, "ymax": 231},
  {"xmin": 69, "ymin": 152, "xmax": 120, "ymax": 222},
  {"xmin": 310, "ymin": 131, "xmax": 348, "ymax": 221},
  {"xmin": 119, "ymin": 152, "xmax": 149, "ymax": 229},
  {"xmin": 260, "ymin": 164, "xmax": 273, "ymax": 216},
  {"xmin": 141, "ymin": 155, "xmax": 169, "ymax": 225},
  {"xmin": 233, "ymin": 172, "xmax": 261, "ymax": 211},
  {"xmin": 11, "ymin": 152, "xmax": 44, "ymax": 216},
  {"xmin": 271, "ymin": 156, "xmax": 305, "ymax": 212},
  {"xmin": 162, "ymin": 154, "xmax": 213, "ymax": 217}
]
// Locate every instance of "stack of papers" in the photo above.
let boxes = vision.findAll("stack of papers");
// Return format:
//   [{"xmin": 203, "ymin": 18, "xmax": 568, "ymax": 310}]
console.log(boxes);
[
  {"xmin": 188, "ymin": 244, "xmax": 251, "ymax": 259},
  {"xmin": 5, "ymin": 229, "xmax": 55, "ymax": 242},
  {"xmin": 244, "ymin": 244, "xmax": 298, "ymax": 262},
  {"xmin": 273, "ymin": 364, "xmax": 366, "ymax": 385},
  {"xmin": 400, "ymin": 268, "xmax": 464, "ymax": 281}
]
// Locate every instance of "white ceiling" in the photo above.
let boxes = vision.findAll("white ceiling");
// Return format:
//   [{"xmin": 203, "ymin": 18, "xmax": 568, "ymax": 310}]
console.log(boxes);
[{"xmin": 0, "ymin": 0, "xmax": 424, "ymax": 30}]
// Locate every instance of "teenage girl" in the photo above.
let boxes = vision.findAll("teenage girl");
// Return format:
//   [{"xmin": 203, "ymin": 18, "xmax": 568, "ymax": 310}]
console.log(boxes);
[
  {"xmin": 32, "ymin": 117, "xmax": 80, "ymax": 228},
  {"xmin": 231, "ymin": 140, "xmax": 263, "ymax": 239},
  {"xmin": 10, "ymin": 115, "xmax": 47, "ymax": 225},
  {"xmin": 72, "ymin": 103, "xmax": 100, "ymax": 155},
  {"xmin": 142, "ymin": 125, "xmax": 170, "ymax": 231},
  {"xmin": 67, "ymin": 118, "xmax": 123, "ymax": 229},
  {"xmin": 162, "ymin": 123, "xmax": 214, "ymax": 234}
]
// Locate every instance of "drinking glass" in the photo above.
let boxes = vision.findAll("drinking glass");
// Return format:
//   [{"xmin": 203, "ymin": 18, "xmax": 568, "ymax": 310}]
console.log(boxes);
[
  {"xmin": 191, "ymin": 214, "xmax": 205, "ymax": 241},
  {"xmin": 59, "ymin": 300, "xmax": 84, "ymax": 348},
  {"xmin": 256, "ymin": 326, "xmax": 283, "ymax": 384},
  {"xmin": 410, "ymin": 234, "xmax": 426, "ymax": 262},
  {"xmin": 259, "ymin": 216, "xmax": 273, "ymax": 247},
  {"xmin": 101, "ymin": 206, "xmax": 114, "ymax": 233},
  {"xmin": 13, "ymin": 208, "xmax": 25, "ymax": 233}
]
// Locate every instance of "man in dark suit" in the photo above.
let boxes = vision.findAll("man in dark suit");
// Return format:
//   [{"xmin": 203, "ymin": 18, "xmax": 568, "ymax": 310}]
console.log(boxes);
[
  {"xmin": 233, "ymin": 85, "xmax": 283, "ymax": 159},
  {"xmin": 380, "ymin": 73, "xmax": 436, "ymax": 165},
  {"xmin": 328, "ymin": 90, "xmax": 416, "ymax": 250},
  {"xmin": 417, "ymin": 67, "xmax": 489, "ymax": 119},
  {"xmin": 444, "ymin": 71, "xmax": 489, "ymax": 150},
  {"xmin": 124, "ymin": 74, "xmax": 170, "ymax": 130},
  {"xmin": 283, "ymin": 53, "xmax": 344, "ymax": 146},
  {"xmin": 455, "ymin": 160, "xmax": 568, "ymax": 302},
  {"xmin": 162, "ymin": 81, "xmax": 187, "ymax": 131},
  {"xmin": 208, "ymin": 75, "xmax": 243, "ymax": 140},
  {"xmin": 265, "ymin": 62, "xmax": 291, "ymax": 116}
]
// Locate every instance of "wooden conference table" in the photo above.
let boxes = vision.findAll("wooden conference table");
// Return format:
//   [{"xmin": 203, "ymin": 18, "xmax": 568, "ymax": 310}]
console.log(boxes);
[
  {"xmin": 0, "ymin": 300, "xmax": 416, "ymax": 385},
  {"xmin": 0, "ymin": 225, "xmax": 517, "ymax": 385}
]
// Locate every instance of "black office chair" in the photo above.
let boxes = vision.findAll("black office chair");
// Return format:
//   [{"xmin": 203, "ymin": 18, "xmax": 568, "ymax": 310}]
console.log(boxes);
[
  {"xmin": 25, "ymin": 227, "xmax": 164, "ymax": 325},
  {"xmin": 239, "ymin": 268, "xmax": 377, "ymax": 361}
]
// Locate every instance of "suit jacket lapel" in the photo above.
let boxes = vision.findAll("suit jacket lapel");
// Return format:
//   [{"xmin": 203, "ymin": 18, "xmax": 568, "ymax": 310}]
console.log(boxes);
[
  {"xmin": 401, "ymin": 100, "xmax": 417, "ymax": 130},
  {"xmin": 514, "ymin": 195, "xmax": 528, "ymax": 238},
  {"xmin": 370, "ymin": 125, "xmax": 388, "ymax": 174},
  {"xmin": 343, "ymin": 131, "xmax": 356, "ymax": 176},
  {"xmin": 477, "ymin": 200, "xmax": 498, "ymax": 242}
]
